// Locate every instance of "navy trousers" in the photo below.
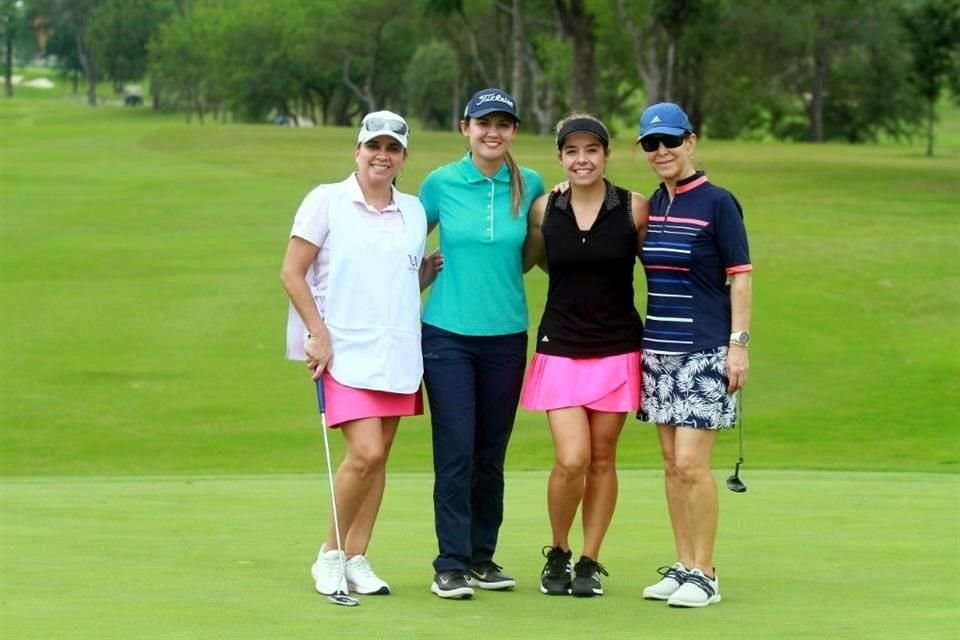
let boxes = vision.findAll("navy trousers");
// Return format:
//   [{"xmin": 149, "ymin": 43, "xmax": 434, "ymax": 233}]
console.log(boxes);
[{"xmin": 421, "ymin": 323, "xmax": 528, "ymax": 574}]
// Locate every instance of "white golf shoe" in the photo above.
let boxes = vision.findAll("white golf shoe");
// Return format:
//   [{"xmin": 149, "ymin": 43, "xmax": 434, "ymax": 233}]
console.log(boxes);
[
  {"xmin": 344, "ymin": 554, "xmax": 390, "ymax": 595},
  {"xmin": 311, "ymin": 545, "xmax": 348, "ymax": 595},
  {"xmin": 667, "ymin": 568, "xmax": 721, "ymax": 608},
  {"xmin": 643, "ymin": 561, "xmax": 689, "ymax": 600}
]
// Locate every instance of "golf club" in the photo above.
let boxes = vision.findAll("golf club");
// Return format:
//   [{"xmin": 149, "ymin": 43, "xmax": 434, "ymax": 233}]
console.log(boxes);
[
  {"xmin": 726, "ymin": 393, "xmax": 747, "ymax": 493},
  {"xmin": 315, "ymin": 378, "xmax": 359, "ymax": 607}
]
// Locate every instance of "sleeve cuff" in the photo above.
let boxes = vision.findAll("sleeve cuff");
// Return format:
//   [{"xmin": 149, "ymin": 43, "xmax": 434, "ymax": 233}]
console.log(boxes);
[{"xmin": 726, "ymin": 264, "xmax": 753, "ymax": 275}]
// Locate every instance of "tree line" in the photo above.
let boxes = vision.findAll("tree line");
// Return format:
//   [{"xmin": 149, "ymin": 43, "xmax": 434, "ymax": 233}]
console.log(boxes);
[{"xmin": 3, "ymin": 0, "xmax": 959, "ymax": 154}]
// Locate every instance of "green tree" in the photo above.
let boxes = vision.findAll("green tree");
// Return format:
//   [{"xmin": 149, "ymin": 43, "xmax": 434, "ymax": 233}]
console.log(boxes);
[
  {"xmin": 334, "ymin": 0, "xmax": 417, "ymax": 118},
  {"xmin": 37, "ymin": 14, "xmax": 84, "ymax": 94},
  {"xmin": 2, "ymin": 0, "xmax": 26, "ymax": 97},
  {"xmin": 404, "ymin": 40, "xmax": 459, "ymax": 130},
  {"xmin": 210, "ymin": 0, "xmax": 311, "ymax": 122},
  {"xmin": 819, "ymin": 6, "xmax": 920, "ymax": 143},
  {"xmin": 901, "ymin": 0, "xmax": 960, "ymax": 156},
  {"xmin": 30, "ymin": 0, "xmax": 104, "ymax": 105},
  {"xmin": 661, "ymin": 0, "xmax": 919, "ymax": 143},
  {"xmin": 554, "ymin": 0, "xmax": 598, "ymax": 113},
  {"xmin": 87, "ymin": 0, "xmax": 172, "ymax": 93},
  {"xmin": 147, "ymin": 3, "xmax": 219, "ymax": 121}
]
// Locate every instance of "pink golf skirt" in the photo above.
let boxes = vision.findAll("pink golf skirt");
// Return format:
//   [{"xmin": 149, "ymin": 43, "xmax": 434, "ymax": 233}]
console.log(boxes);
[
  {"xmin": 520, "ymin": 351, "xmax": 641, "ymax": 412},
  {"xmin": 321, "ymin": 372, "xmax": 423, "ymax": 428}
]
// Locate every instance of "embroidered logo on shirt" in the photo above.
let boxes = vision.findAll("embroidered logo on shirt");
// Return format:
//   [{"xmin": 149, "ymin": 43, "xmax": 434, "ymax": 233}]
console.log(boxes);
[
  {"xmin": 541, "ymin": 335, "xmax": 550, "ymax": 343},
  {"xmin": 408, "ymin": 254, "xmax": 419, "ymax": 271}
]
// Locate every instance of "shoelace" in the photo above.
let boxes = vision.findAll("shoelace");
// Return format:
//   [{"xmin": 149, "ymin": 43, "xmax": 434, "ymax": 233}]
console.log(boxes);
[
  {"xmin": 474, "ymin": 561, "xmax": 503, "ymax": 574},
  {"xmin": 683, "ymin": 572, "xmax": 716, "ymax": 597},
  {"xmin": 321, "ymin": 551, "xmax": 344, "ymax": 577},
  {"xmin": 657, "ymin": 564, "xmax": 688, "ymax": 582},
  {"xmin": 541, "ymin": 546, "xmax": 571, "ymax": 576},
  {"xmin": 350, "ymin": 556, "xmax": 377, "ymax": 578},
  {"xmin": 575, "ymin": 558, "xmax": 609, "ymax": 578}
]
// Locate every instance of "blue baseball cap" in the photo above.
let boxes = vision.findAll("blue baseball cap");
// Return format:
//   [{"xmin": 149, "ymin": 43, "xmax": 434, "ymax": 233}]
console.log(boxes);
[
  {"xmin": 464, "ymin": 88, "xmax": 520, "ymax": 121},
  {"xmin": 637, "ymin": 102, "xmax": 693, "ymax": 140}
]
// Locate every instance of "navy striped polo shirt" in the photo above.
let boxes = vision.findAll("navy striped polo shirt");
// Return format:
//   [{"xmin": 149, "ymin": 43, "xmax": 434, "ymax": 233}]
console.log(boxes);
[{"xmin": 641, "ymin": 171, "xmax": 751, "ymax": 354}]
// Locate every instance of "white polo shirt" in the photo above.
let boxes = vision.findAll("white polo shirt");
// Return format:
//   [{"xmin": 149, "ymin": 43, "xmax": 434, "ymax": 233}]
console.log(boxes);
[{"xmin": 285, "ymin": 174, "xmax": 427, "ymax": 393}]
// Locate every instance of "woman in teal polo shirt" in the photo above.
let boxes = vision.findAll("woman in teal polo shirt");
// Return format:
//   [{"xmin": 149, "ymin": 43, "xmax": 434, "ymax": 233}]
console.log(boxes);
[{"xmin": 419, "ymin": 88, "xmax": 545, "ymax": 599}]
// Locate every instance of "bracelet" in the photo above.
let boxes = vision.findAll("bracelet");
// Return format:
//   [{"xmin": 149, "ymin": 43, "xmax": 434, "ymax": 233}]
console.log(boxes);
[{"xmin": 729, "ymin": 340, "xmax": 748, "ymax": 348}]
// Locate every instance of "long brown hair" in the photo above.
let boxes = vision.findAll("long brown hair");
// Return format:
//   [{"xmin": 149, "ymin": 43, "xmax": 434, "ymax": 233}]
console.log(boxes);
[{"xmin": 503, "ymin": 150, "xmax": 525, "ymax": 218}]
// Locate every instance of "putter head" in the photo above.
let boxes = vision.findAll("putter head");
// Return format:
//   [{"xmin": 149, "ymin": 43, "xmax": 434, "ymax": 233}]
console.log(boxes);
[
  {"xmin": 328, "ymin": 592, "xmax": 359, "ymax": 607},
  {"xmin": 726, "ymin": 461, "xmax": 747, "ymax": 493}
]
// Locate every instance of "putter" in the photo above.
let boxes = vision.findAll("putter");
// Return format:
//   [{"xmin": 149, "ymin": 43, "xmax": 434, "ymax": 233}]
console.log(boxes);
[
  {"xmin": 315, "ymin": 378, "xmax": 359, "ymax": 607},
  {"xmin": 726, "ymin": 392, "xmax": 747, "ymax": 493}
]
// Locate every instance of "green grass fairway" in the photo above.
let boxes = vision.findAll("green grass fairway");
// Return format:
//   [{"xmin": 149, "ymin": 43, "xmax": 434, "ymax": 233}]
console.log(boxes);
[
  {"xmin": 2, "ymin": 87, "xmax": 959, "ymax": 638},
  {"xmin": 2, "ymin": 471, "xmax": 957, "ymax": 640},
  {"xmin": 1, "ymin": 92, "xmax": 958, "ymax": 476}
]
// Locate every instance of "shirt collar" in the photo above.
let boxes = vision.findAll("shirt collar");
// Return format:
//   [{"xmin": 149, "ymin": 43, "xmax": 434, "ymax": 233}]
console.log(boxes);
[
  {"xmin": 552, "ymin": 178, "xmax": 620, "ymax": 213},
  {"xmin": 659, "ymin": 170, "xmax": 709, "ymax": 196},
  {"xmin": 347, "ymin": 173, "xmax": 400, "ymax": 213},
  {"xmin": 457, "ymin": 152, "xmax": 511, "ymax": 184}
]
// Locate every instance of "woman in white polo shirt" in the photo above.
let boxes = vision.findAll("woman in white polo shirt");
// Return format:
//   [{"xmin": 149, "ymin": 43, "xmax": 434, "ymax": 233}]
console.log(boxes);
[{"xmin": 280, "ymin": 111, "xmax": 439, "ymax": 598}]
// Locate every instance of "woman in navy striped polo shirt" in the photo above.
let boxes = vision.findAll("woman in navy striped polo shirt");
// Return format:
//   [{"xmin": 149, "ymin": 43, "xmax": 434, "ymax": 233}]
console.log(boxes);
[{"xmin": 635, "ymin": 103, "xmax": 753, "ymax": 608}]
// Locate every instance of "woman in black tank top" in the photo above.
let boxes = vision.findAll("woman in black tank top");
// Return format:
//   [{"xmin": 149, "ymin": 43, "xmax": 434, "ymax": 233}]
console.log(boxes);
[{"xmin": 520, "ymin": 114, "xmax": 649, "ymax": 598}]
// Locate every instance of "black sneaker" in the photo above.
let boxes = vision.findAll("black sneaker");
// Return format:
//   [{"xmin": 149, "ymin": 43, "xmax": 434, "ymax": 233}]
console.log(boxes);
[
  {"xmin": 540, "ymin": 545, "xmax": 573, "ymax": 595},
  {"xmin": 571, "ymin": 556, "xmax": 608, "ymax": 597},
  {"xmin": 467, "ymin": 561, "xmax": 516, "ymax": 590},
  {"xmin": 430, "ymin": 571, "xmax": 474, "ymax": 599}
]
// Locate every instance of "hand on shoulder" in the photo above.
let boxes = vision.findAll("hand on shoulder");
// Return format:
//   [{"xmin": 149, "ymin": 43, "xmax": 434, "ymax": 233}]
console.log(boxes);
[{"xmin": 631, "ymin": 192, "xmax": 649, "ymax": 226}]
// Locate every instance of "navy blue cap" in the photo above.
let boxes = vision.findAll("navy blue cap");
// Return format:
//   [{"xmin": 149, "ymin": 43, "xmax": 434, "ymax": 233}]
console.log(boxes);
[
  {"xmin": 464, "ymin": 88, "xmax": 520, "ymax": 121},
  {"xmin": 637, "ymin": 102, "xmax": 693, "ymax": 140}
]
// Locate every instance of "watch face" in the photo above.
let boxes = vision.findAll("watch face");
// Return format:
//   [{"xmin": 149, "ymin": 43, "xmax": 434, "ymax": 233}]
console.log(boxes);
[{"xmin": 732, "ymin": 331, "xmax": 750, "ymax": 345}]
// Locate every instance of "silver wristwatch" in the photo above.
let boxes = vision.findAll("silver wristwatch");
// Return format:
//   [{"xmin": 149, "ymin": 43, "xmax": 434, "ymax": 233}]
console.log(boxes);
[{"xmin": 729, "ymin": 331, "xmax": 751, "ymax": 348}]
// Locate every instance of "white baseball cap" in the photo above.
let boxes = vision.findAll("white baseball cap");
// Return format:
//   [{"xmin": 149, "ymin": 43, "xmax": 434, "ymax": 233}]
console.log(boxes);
[{"xmin": 357, "ymin": 110, "xmax": 409, "ymax": 148}]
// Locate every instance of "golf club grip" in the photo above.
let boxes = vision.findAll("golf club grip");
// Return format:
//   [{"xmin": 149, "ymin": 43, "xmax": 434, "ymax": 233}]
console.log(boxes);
[{"xmin": 315, "ymin": 379, "xmax": 326, "ymax": 414}]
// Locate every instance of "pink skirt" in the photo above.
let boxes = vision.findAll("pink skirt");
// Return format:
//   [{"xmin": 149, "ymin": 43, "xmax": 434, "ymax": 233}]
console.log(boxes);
[
  {"xmin": 322, "ymin": 372, "xmax": 424, "ymax": 428},
  {"xmin": 520, "ymin": 351, "xmax": 641, "ymax": 412}
]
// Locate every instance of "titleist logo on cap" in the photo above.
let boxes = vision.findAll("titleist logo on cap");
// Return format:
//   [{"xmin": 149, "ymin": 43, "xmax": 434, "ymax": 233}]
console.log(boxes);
[{"xmin": 477, "ymin": 93, "xmax": 514, "ymax": 108}]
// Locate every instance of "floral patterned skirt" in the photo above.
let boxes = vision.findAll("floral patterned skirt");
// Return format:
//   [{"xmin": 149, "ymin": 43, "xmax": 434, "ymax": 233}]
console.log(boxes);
[{"xmin": 639, "ymin": 346, "xmax": 737, "ymax": 429}]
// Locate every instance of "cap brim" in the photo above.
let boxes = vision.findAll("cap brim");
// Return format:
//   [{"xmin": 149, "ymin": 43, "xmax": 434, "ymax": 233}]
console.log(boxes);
[
  {"xmin": 468, "ymin": 108, "xmax": 520, "ymax": 122},
  {"xmin": 558, "ymin": 130, "xmax": 608, "ymax": 149},
  {"xmin": 637, "ymin": 125, "xmax": 688, "ymax": 141},
  {"xmin": 358, "ymin": 131, "xmax": 408, "ymax": 148}
]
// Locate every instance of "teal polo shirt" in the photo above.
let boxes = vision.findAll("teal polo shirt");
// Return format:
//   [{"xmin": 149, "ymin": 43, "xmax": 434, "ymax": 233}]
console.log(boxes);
[{"xmin": 419, "ymin": 153, "xmax": 545, "ymax": 336}]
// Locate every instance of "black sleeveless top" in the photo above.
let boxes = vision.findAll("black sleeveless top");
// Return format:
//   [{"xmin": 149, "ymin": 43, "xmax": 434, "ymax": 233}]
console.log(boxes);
[{"xmin": 535, "ymin": 180, "xmax": 644, "ymax": 357}]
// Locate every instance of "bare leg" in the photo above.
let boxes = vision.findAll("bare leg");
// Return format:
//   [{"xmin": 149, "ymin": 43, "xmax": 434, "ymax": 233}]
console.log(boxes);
[
  {"xmin": 343, "ymin": 417, "xmax": 399, "ymax": 555},
  {"xmin": 673, "ymin": 427, "xmax": 719, "ymax": 573},
  {"xmin": 657, "ymin": 424, "xmax": 693, "ymax": 568},
  {"xmin": 580, "ymin": 411, "xmax": 625, "ymax": 560},
  {"xmin": 546, "ymin": 408, "xmax": 591, "ymax": 551},
  {"xmin": 325, "ymin": 417, "xmax": 390, "ymax": 551}
]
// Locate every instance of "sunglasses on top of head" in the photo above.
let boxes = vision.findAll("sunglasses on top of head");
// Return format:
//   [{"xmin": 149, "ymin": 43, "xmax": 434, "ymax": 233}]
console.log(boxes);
[
  {"xmin": 363, "ymin": 117, "xmax": 408, "ymax": 136},
  {"xmin": 639, "ymin": 134, "xmax": 687, "ymax": 153}
]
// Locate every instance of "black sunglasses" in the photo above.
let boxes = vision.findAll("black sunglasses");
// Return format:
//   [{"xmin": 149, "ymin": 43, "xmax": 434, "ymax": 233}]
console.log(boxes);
[
  {"xmin": 362, "ymin": 117, "xmax": 408, "ymax": 136},
  {"xmin": 639, "ymin": 134, "xmax": 686, "ymax": 153}
]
